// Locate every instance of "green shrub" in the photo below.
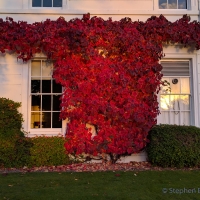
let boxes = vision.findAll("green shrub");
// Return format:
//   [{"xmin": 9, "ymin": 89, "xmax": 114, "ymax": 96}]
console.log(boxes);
[
  {"xmin": 0, "ymin": 136, "xmax": 32, "ymax": 168},
  {"xmin": 0, "ymin": 97, "xmax": 27, "ymax": 167},
  {"xmin": 0, "ymin": 98, "xmax": 70, "ymax": 168},
  {"xmin": 146, "ymin": 124, "xmax": 200, "ymax": 168},
  {"xmin": 28, "ymin": 136, "xmax": 71, "ymax": 167},
  {"xmin": 0, "ymin": 136, "xmax": 71, "ymax": 168},
  {"xmin": 14, "ymin": 137, "xmax": 33, "ymax": 167},
  {"xmin": 0, "ymin": 136, "xmax": 16, "ymax": 168},
  {"xmin": 0, "ymin": 97, "xmax": 24, "ymax": 138}
]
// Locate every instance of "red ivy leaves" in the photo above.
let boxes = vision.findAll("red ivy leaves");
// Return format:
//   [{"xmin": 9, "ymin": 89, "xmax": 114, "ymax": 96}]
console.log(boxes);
[{"xmin": 0, "ymin": 14, "xmax": 200, "ymax": 159}]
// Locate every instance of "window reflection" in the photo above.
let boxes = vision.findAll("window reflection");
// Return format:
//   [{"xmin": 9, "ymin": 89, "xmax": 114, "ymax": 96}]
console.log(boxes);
[
  {"xmin": 160, "ymin": 77, "xmax": 190, "ymax": 125},
  {"xmin": 168, "ymin": 0, "xmax": 177, "ymax": 9},
  {"xmin": 161, "ymin": 95, "xmax": 170, "ymax": 110},
  {"xmin": 178, "ymin": 0, "xmax": 187, "ymax": 8},
  {"xmin": 159, "ymin": 0, "xmax": 187, "ymax": 9}
]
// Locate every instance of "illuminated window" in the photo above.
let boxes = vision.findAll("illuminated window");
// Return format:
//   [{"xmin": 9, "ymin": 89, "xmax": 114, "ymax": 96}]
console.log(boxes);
[
  {"xmin": 160, "ymin": 61, "xmax": 191, "ymax": 125},
  {"xmin": 32, "ymin": 0, "xmax": 62, "ymax": 7},
  {"xmin": 159, "ymin": 0, "xmax": 187, "ymax": 9},
  {"xmin": 30, "ymin": 60, "xmax": 62, "ymax": 129}
]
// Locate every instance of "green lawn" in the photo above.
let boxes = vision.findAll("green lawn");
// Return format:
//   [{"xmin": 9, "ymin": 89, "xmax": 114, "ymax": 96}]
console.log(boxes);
[{"xmin": 1, "ymin": 170, "xmax": 200, "ymax": 200}]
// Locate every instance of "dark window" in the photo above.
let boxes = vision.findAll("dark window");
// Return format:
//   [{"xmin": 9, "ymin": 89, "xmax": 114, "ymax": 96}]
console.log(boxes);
[
  {"xmin": 31, "ymin": 60, "xmax": 62, "ymax": 129},
  {"xmin": 53, "ymin": 0, "xmax": 62, "ymax": 7},
  {"xmin": 43, "ymin": 0, "xmax": 52, "ymax": 7},
  {"xmin": 32, "ymin": 0, "xmax": 41, "ymax": 7},
  {"xmin": 32, "ymin": 0, "xmax": 62, "ymax": 7}
]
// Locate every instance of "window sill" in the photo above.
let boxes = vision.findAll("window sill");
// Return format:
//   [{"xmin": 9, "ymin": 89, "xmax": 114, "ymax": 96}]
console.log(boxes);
[{"xmin": 27, "ymin": 128, "xmax": 64, "ymax": 137}]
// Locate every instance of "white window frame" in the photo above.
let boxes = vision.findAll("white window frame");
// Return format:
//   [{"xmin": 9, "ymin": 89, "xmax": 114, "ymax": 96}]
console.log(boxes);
[
  {"xmin": 160, "ymin": 60, "xmax": 192, "ymax": 125},
  {"xmin": 155, "ymin": 0, "xmax": 191, "ymax": 10},
  {"xmin": 157, "ymin": 0, "xmax": 191, "ymax": 10},
  {"xmin": 157, "ymin": 55, "xmax": 199, "ymax": 127},
  {"xmin": 28, "ymin": 58, "xmax": 67, "ymax": 136},
  {"xmin": 31, "ymin": 0, "xmax": 63, "ymax": 8}
]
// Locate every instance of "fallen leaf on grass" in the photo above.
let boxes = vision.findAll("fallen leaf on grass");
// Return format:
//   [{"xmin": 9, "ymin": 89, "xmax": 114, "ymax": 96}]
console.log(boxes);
[
  {"xmin": 1, "ymin": 161, "xmax": 199, "ymax": 173},
  {"xmin": 115, "ymin": 174, "xmax": 120, "ymax": 177}
]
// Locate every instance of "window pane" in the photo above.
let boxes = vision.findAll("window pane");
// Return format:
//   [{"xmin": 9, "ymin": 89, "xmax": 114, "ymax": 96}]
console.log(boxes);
[
  {"xmin": 32, "ymin": 0, "xmax": 41, "ymax": 7},
  {"xmin": 31, "ymin": 61, "xmax": 41, "ymax": 76},
  {"xmin": 161, "ymin": 78, "xmax": 170, "ymax": 94},
  {"xmin": 178, "ymin": 0, "xmax": 187, "ymax": 9},
  {"xmin": 43, "ymin": 0, "xmax": 52, "ymax": 7},
  {"xmin": 43, "ymin": 112, "xmax": 51, "ymax": 128},
  {"xmin": 31, "ymin": 95, "xmax": 41, "ymax": 111},
  {"xmin": 53, "ymin": 80, "xmax": 62, "ymax": 93},
  {"xmin": 160, "ymin": 111, "xmax": 170, "ymax": 124},
  {"xmin": 31, "ymin": 112, "xmax": 42, "ymax": 128},
  {"xmin": 31, "ymin": 59, "xmax": 62, "ymax": 129},
  {"xmin": 53, "ymin": 95, "xmax": 61, "ymax": 111},
  {"xmin": 170, "ymin": 78, "xmax": 180, "ymax": 94},
  {"xmin": 170, "ymin": 109, "xmax": 180, "ymax": 124},
  {"xmin": 181, "ymin": 111, "xmax": 190, "ymax": 125},
  {"xmin": 168, "ymin": 0, "xmax": 177, "ymax": 8},
  {"xmin": 171, "ymin": 95, "xmax": 180, "ymax": 111},
  {"xmin": 159, "ymin": 0, "xmax": 167, "ymax": 9},
  {"xmin": 180, "ymin": 95, "xmax": 190, "ymax": 110},
  {"xmin": 160, "ymin": 95, "xmax": 170, "ymax": 110},
  {"xmin": 42, "ymin": 95, "xmax": 51, "ymax": 111},
  {"xmin": 42, "ymin": 61, "xmax": 52, "ymax": 77},
  {"xmin": 181, "ymin": 78, "xmax": 190, "ymax": 93},
  {"xmin": 53, "ymin": 0, "xmax": 62, "ymax": 7},
  {"xmin": 42, "ymin": 80, "xmax": 51, "ymax": 93},
  {"xmin": 31, "ymin": 80, "xmax": 41, "ymax": 93},
  {"xmin": 52, "ymin": 112, "xmax": 62, "ymax": 128}
]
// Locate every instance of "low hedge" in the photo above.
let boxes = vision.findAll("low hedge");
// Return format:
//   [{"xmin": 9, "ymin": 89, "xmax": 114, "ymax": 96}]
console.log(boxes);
[
  {"xmin": 28, "ymin": 136, "xmax": 70, "ymax": 167},
  {"xmin": 146, "ymin": 124, "xmax": 200, "ymax": 168},
  {"xmin": 0, "ymin": 135, "xmax": 32, "ymax": 168},
  {"xmin": 0, "ymin": 136, "xmax": 71, "ymax": 168}
]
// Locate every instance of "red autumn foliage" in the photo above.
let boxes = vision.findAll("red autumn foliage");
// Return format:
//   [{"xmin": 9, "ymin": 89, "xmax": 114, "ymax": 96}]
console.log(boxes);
[{"xmin": 0, "ymin": 14, "xmax": 200, "ymax": 162}]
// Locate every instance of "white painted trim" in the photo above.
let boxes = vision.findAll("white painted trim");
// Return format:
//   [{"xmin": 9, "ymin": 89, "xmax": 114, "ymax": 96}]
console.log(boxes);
[
  {"xmin": 21, "ymin": 62, "xmax": 29, "ymax": 132},
  {"xmin": 155, "ymin": 0, "xmax": 197, "ymax": 11},
  {"xmin": 27, "ymin": 59, "xmax": 63, "ymax": 135},
  {"xmin": 160, "ymin": 53, "xmax": 199, "ymax": 127}
]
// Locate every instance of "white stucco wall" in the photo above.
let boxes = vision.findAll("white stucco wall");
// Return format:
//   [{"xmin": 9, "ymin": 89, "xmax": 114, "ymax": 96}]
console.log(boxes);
[
  {"xmin": 0, "ymin": 0, "xmax": 198, "ymax": 22},
  {"xmin": 0, "ymin": 0, "xmax": 199, "ymax": 162},
  {"xmin": 0, "ymin": 53, "xmax": 29, "ymax": 131}
]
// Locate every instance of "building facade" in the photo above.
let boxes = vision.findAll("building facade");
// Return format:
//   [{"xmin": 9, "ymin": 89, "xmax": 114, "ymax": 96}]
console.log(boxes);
[{"xmin": 0, "ymin": 0, "xmax": 200, "ymax": 142}]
